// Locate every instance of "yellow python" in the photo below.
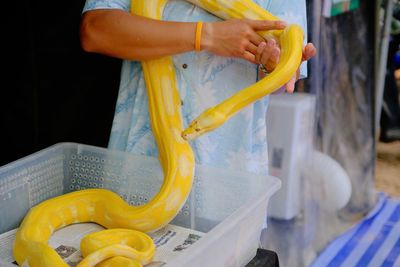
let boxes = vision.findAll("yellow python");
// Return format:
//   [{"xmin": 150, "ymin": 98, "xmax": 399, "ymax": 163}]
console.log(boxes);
[{"xmin": 13, "ymin": 1, "xmax": 304, "ymax": 266}]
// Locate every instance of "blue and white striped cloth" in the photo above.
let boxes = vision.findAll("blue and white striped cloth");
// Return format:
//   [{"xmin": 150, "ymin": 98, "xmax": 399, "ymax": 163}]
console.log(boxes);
[{"xmin": 311, "ymin": 193, "xmax": 400, "ymax": 267}]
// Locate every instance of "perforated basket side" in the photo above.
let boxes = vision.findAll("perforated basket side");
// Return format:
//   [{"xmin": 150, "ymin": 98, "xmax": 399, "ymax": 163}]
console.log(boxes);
[
  {"xmin": 0, "ymin": 144, "xmax": 65, "ymax": 233},
  {"xmin": 61, "ymin": 143, "xmax": 193, "ymax": 220}
]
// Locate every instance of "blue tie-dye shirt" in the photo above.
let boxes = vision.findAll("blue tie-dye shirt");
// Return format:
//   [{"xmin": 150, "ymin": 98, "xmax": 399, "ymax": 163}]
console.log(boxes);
[{"xmin": 82, "ymin": 0, "xmax": 308, "ymax": 176}]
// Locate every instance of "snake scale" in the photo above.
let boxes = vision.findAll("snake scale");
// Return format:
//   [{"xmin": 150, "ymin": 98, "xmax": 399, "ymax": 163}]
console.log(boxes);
[{"xmin": 13, "ymin": 0, "xmax": 304, "ymax": 266}]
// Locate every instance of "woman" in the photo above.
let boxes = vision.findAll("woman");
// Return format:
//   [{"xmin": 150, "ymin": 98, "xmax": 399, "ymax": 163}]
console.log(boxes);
[{"xmin": 79, "ymin": 0, "xmax": 316, "ymax": 176}]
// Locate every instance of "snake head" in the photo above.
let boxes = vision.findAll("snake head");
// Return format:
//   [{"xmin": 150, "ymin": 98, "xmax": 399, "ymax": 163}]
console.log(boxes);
[{"xmin": 182, "ymin": 107, "xmax": 227, "ymax": 140}]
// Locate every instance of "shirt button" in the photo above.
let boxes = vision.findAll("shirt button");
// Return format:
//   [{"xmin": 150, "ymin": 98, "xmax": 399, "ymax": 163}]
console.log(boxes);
[{"xmin": 182, "ymin": 64, "xmax": 188, "ymax": 69}]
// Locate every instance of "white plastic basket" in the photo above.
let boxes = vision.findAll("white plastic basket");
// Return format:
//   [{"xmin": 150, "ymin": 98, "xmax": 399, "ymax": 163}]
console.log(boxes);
[{"xmin": 0, "ymin": 142, "xmax": 280, "ymax": 267}]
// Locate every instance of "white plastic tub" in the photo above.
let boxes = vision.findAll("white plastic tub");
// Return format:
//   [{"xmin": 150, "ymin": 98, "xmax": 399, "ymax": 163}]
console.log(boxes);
[{"xmin": 0, "ymin": 142, "xmax": 280, "ymax": 267}]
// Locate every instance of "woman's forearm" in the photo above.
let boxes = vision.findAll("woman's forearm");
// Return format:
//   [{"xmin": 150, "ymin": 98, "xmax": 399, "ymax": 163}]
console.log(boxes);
[
  {"xmin": 80, "ymin": 9, "xmax": 288, "ymax": 63},
  {"xmin": 80, "ymin": 9, "xmax": 198, "ymax": 61}
]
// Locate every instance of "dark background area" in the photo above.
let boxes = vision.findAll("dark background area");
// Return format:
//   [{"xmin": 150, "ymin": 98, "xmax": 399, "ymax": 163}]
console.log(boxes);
[{"xmin": 2, "ymin": 1, "xmax": 122, "ymax": 166}]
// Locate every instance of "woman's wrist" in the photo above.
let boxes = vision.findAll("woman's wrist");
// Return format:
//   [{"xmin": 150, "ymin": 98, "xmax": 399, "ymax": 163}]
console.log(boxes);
[{"xmin": 200, "ymin": 22, "xmax": 213, "ymax": 52}]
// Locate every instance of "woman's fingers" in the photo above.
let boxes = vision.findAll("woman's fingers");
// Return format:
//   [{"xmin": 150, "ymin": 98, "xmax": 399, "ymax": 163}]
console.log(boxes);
[
  {"xmin": 247, "ymin": 42, "xmax": 259, "ymax": 55},
  {"xmin": 205, "ymin": 19, "xmax": 285, "ymax": 62},
  {"xmin": 263, "ymin": 47, "xmax": 280, "ymax": 72},
  {"xmin": 246, "ymin": 33, "xmax": 281, "ymax": 65},
  {"xmin": 246, "ymin": 20, "xmax": 284, "ymax": 48},
  {"xmin": 255, "ymin": 42, "xmax": 267, "ymax": 63},
  {"xmin": 246, "ymin": 19, "xmax": 287, "ymax": 31},
  {"xmin": 262, "ymin": 39, "xmax": 280, "ymax": 71},
  {"xmin": 243, "ymin": 19, "xmax": 285, "ymax": 62},
  {"xmin": 284, "ymin": 73, "xmax": 297, "ymax": 93},
  {"xmin": 248, "ymin": 31, "xmax": 266, "ymax": 47},
  {"xmin": 205, "ymin": 19, "xmax": 290, "ymax": 65},
  {"xmin": 282, "ymin": 44, "xmax": 315, "ymax": 93},
  {"xmin": 302, "ymin": 43, "xmax": 317, "ymax": 61},
  {"xmin": 255, "ymin": 38, "xmax": 280, "ymax": 72},
  {"xmin": 242, "ymin": 51, "xmax": 257, "ymax": 64}
]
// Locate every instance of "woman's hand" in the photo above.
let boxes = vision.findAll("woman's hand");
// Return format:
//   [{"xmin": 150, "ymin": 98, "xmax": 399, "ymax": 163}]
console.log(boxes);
[
  {"xmin": 201, "ymin": 19, "xmax": 287, "ymax": 63},
  {"xmin": 257, "ymin": 42, "xmax": 317, "ymax": 93},
  {"xmin": 284, "ymin": 43, "xmax": 316, "ymax": 92},
  {"xmin": 202, "ymin": 19, "xmax": 316, "ymax": 93},
  {"xmin": 255, "ymin": 38, "xmax": 281, "ymax": 73}
]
